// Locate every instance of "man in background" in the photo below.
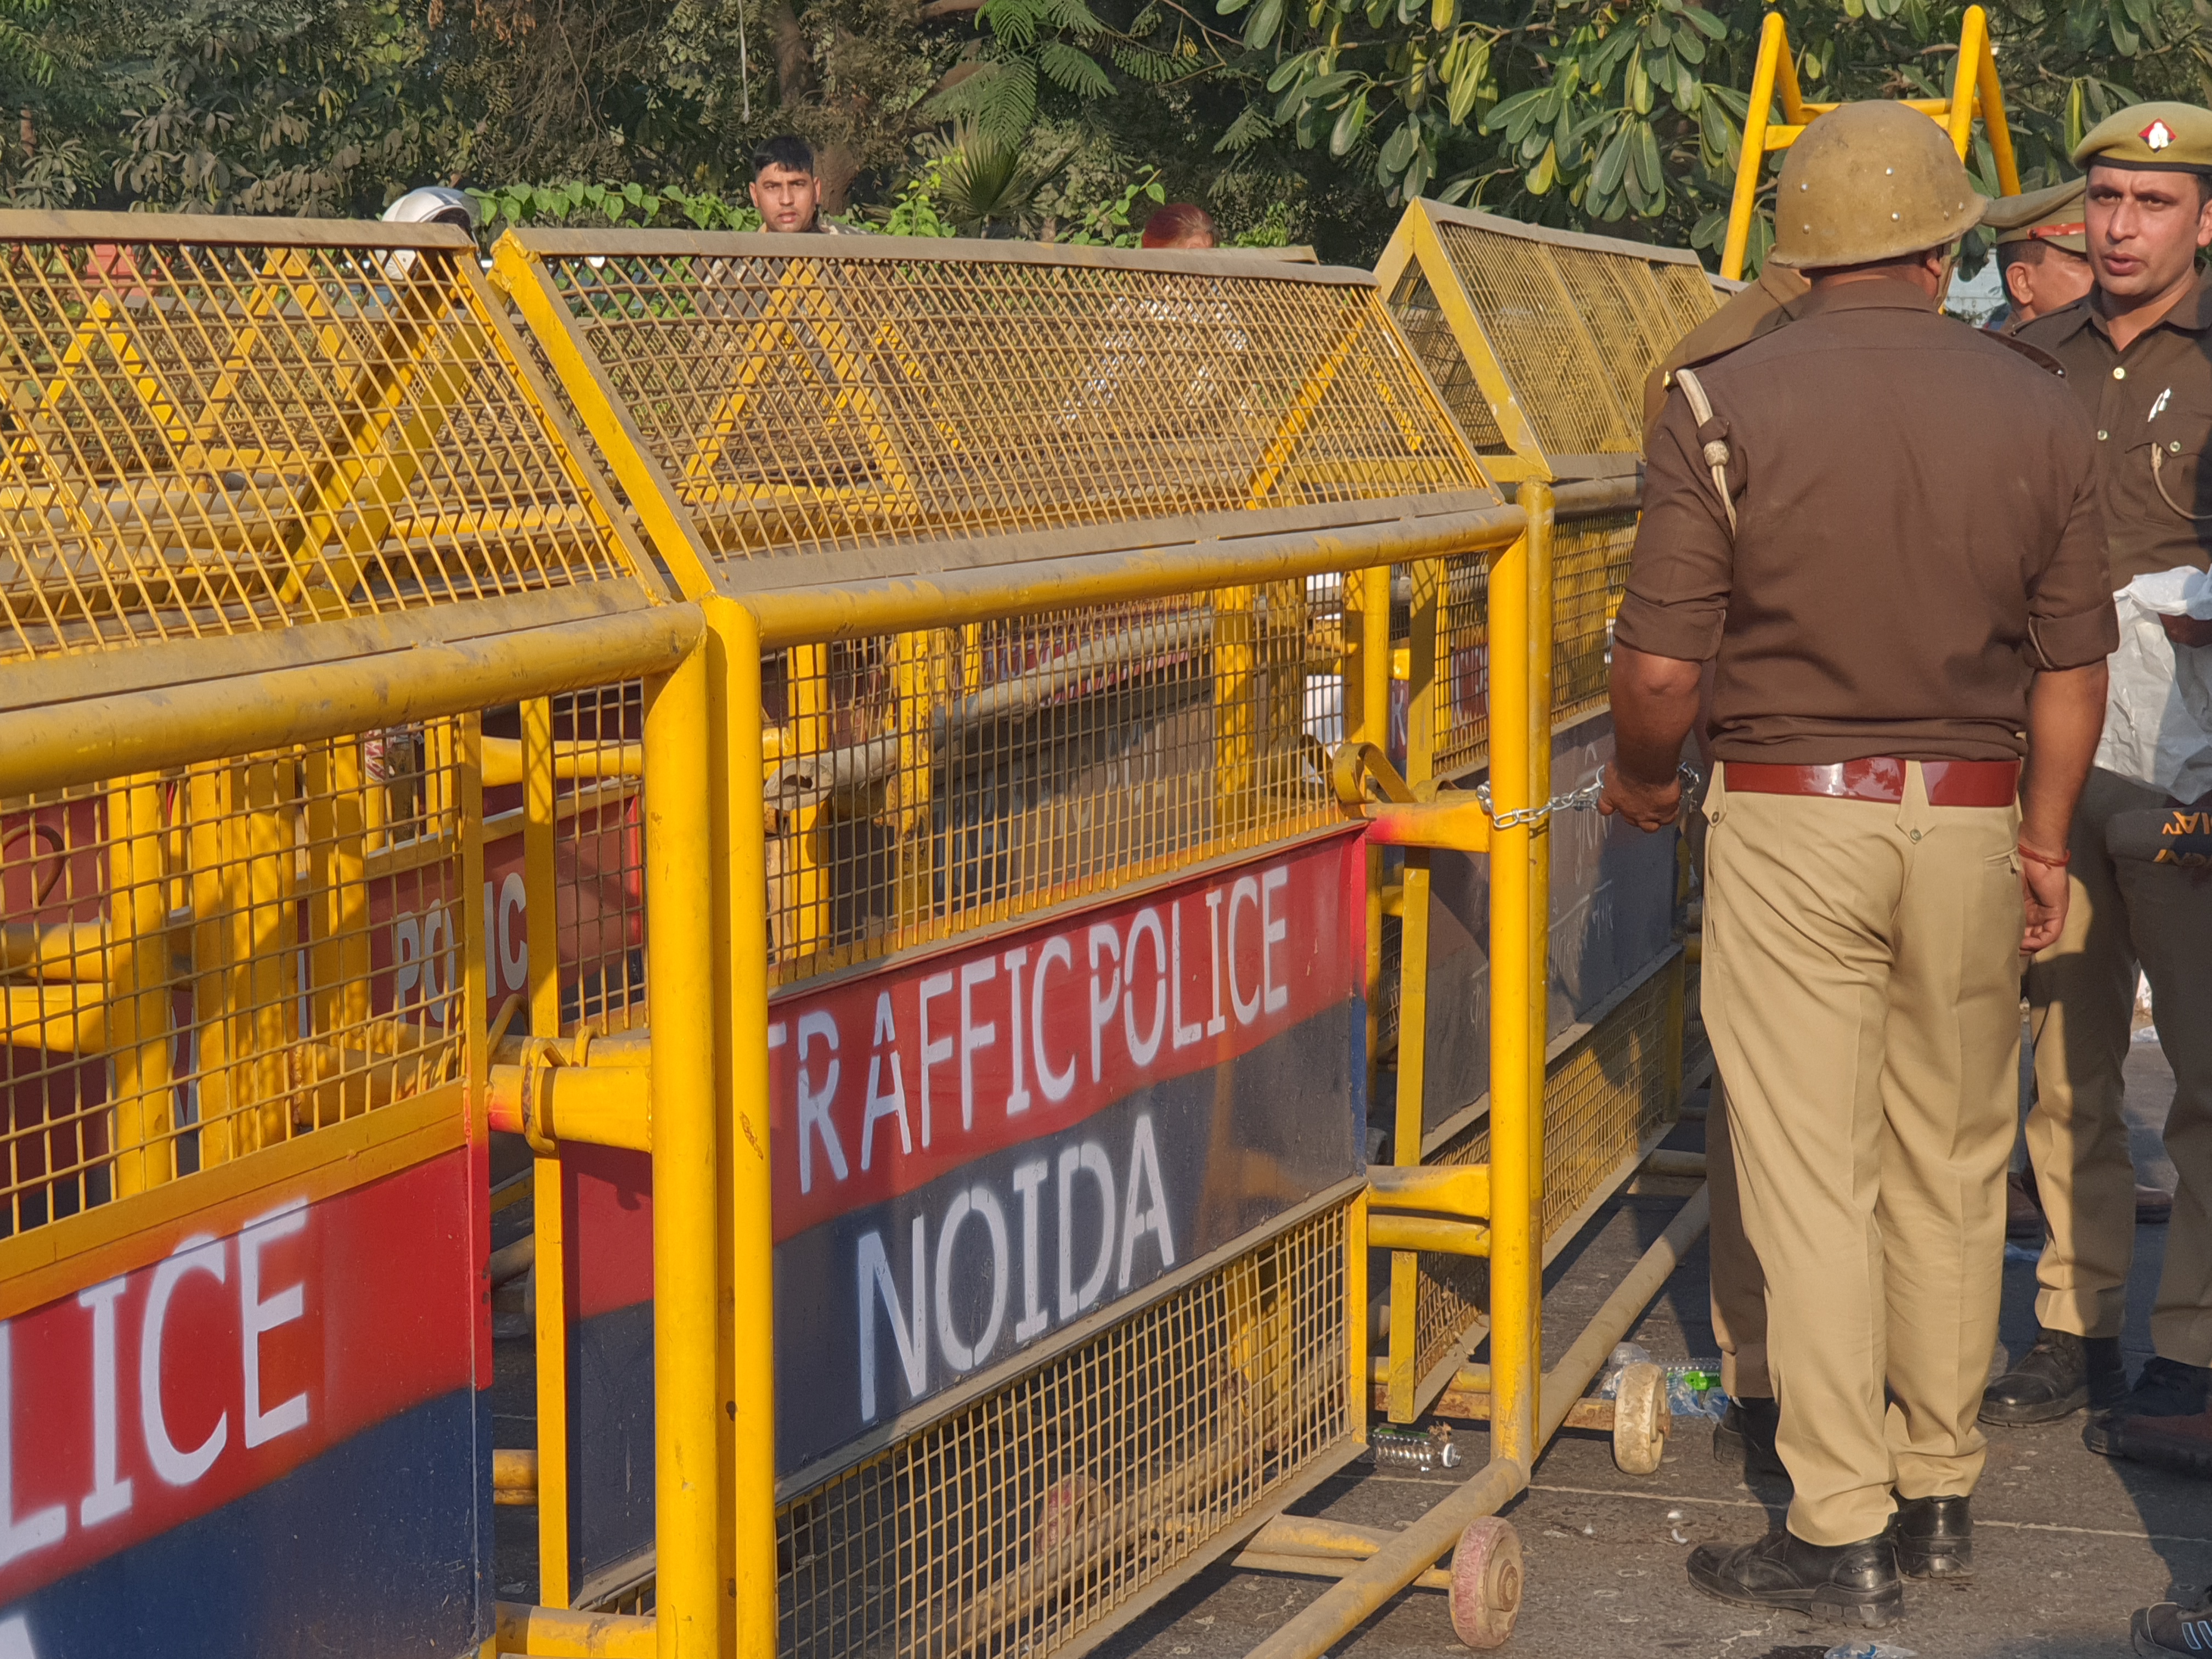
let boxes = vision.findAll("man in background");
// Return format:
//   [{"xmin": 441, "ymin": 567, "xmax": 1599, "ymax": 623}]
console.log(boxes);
[
  {"xmin": 1983, "ymin": 179, "xmax": 2095, "ymax": 333},
  {"xmin": 749, "ymin": 136, "xmax": 868, "ymax": 234},
  {"xmin": 1141, "ymin": 204, "xmax": 1217, "ymax": 249}
]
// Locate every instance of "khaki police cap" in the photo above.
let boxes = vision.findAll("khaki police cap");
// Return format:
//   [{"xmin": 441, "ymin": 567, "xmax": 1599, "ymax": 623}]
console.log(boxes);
[
  {"xmin": 2073, "ymin": 101, "xmax": 2212, "ymax": 173},
  {"xmin": 1768, "ymin": 101, "xmax": 1988, "ymax": 269},
  {"xmin": 1980, "ymin": 178, "xmax": 2086, "ymax": 253}
]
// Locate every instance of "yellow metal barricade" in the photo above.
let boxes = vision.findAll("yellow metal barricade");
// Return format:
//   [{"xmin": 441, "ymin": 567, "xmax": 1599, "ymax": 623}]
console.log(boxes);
[
  {"xmin": 0, "ymin": 212, "xmax": 699, "ymax": 1659},
  {"xmin": 1719, "ymin": 4, "xmax": 2022, "ymax": 279},
  {"xmin": 483, "ymin": 232, "xmax": 1541, "ymax": 1659}
]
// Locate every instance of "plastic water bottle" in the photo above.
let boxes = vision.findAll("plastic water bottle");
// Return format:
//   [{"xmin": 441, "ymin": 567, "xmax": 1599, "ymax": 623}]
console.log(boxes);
[
  {"xmin": 1368, "ymin": 1426, "xmax": 1461, "ymax": 1470},
  {"xmin": 1824, "ymin": 1643, "xmax": 1917, "ymax": 1659}
]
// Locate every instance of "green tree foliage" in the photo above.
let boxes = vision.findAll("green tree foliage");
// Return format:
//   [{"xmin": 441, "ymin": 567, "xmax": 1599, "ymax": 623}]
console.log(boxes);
[{"xmin": 1234, "ymin": 0, "xmax": 2212, "ymax": 266}]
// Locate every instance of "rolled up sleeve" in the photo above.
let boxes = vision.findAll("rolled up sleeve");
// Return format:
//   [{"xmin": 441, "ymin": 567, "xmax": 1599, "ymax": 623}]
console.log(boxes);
[
  {"xmin": 1613, "ymin": 390, "xmax": 1736, "ymax": 663},
  {"xmin": 2026, "ymin": 434, "xmax": 2120, "ymax": 670}
]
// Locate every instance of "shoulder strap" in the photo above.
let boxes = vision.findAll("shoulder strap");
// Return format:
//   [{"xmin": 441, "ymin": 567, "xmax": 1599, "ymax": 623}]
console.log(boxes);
[{"xmin": 1671, "ymin": 366, "xmax": 1737, "ymax": 535}]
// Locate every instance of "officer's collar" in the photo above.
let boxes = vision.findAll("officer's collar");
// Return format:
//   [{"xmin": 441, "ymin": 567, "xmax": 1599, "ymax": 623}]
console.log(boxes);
[
  {"xmin": 1793, "ymin": 275, "xmax": 1943, "ymax": 318},
  {"xmin": 2045, "ymin": 270, "xmax": 2212, "ymax": 345}
]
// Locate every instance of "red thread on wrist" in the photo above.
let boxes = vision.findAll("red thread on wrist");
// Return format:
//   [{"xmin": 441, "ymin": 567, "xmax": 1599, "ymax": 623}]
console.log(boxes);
[{"xmin": 2017, "ymin": 839, "xmax": 2071, "ymax": 870}]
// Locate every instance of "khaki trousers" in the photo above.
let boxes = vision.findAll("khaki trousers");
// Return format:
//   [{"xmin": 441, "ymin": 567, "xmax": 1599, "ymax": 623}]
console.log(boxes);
[
  {"xmin": 2026, "ymin": 766, "xmax": 2212, "ymax": 1363},
  {"xmin": 1706, "ymin": 1075, "xmax": 1773, "ymax": 1398},
  {"xmin": 1702, "ymin": 763, "xmax": 2022, "ymax": 1546}
]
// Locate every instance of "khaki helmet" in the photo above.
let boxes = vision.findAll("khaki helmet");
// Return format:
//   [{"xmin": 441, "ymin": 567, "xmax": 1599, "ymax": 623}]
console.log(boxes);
[{"xmin": 1767, "ymin": 101, "xmax": 1989, "ymax": 269}]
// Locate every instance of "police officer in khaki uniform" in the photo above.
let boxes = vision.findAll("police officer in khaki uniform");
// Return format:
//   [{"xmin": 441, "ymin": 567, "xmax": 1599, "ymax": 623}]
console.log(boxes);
[
  {"xmin": 1984, "ymin": 178, "xmax": 2095, "ymax": 333},
  {"xmin": 1987, "ymin": 104, "xmax": 2212, "ymax": 1458},
  {"xmin": 1604, "ymin": 101, "xmax": 2115, "ymax": 1625},
  {"xmin": 1642, "ymin": 262, "xmax": 1813, "ymax": 433}
]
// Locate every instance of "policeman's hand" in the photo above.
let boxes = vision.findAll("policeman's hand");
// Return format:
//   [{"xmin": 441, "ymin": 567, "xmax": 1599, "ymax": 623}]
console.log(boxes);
[
  {"xmin": 2019, "ymin": 856, "xmax": 2070, "ymax": 955},
  {"xmin": 1598, "ymin": 768, "xmax": 1683, "ymax": 832},
  {"xmin": 2162, "ymin": 613, "xmax": 2212, "ymax": 650}
]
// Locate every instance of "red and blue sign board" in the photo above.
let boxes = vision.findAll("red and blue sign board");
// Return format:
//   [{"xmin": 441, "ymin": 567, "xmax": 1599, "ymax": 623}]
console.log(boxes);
[
  {"xmin": 558, "ymin": 831, "xmax": 1369, "ymax": 1588},
  {"xmin": 0, "ymin": 1139, "xmax": 490, "ymax": 1658}
]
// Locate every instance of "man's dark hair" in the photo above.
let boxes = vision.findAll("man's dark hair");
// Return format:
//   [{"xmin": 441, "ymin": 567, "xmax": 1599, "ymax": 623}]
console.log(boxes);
[
  {"xmin": 753, "ymin": 135, "xmax": 817, "ymax": 179},
  {"xmin": 2001, "ymin": 238, "xmax": 2053, "ymax": 275}
]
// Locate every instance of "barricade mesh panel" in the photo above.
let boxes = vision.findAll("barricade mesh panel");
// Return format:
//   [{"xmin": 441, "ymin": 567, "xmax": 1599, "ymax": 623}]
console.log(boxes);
[
  {"xmin": 1397, "ymin": 210, "xmax": 1718, "ymax": 465},
  {"xmin": 765, "ymin": 589, "xmax": 1340, "ymax": 989},
  {"xmin": 1, "ymin": 722, "xmax": 474, "ymax": 1233},
  {"xmin": 551, "ymin": 684, "xmax": 647, "ymax": 1037},
  {"xmin": 0, "ymin": 226, "xmax": 647, "ymax": 662},
  {"xmin": 1552, "ymin": 510, "xmax": 1638, "ymax": 733},
  {"xmin": 512, "ymin": 241, "xmax": 1491, "ymax": 574},
  {"xmin": 1380, "ymin": 270, "xmax": 1508, "ymax": 454},
  {"xmin": 777, "ymin": 1201, "xmax": 1351, "ymax": 1659},
  {"xmin": 1431, "ymin": 550, "xmax": 1491, "ymax": 781},
  {"xmin": 1411, "ymin": 956, "xmax": 1681, "ymax": 1386}
]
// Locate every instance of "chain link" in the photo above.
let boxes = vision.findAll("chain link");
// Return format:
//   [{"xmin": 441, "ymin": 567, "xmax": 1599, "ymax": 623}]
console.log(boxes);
[{"xmin": 1473, "ymin": 762, "xmax": 1702, "ymax": 830}]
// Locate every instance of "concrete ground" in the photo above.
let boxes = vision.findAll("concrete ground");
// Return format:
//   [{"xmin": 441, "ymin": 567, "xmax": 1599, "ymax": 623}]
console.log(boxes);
[{"xmin": 1097, "ymin": 1026, "xmax": 2209, "ymax": 1659}]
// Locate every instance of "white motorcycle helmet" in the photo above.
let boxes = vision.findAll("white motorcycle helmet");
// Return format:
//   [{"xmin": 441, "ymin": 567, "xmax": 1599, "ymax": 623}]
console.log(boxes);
[{"xmin": 382, "ymin": 185, "xmax": 478, "ymax": 229}]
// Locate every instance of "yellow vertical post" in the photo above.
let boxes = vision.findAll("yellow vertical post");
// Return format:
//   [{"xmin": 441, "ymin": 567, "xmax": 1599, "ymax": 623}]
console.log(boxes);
[
  {"xmin": 1385, "ymin": 560, "xmax": 1437, "ymax": 1425},
  {"xmin": 185, "ymin": 764, "xmax": 236, "ymax": 1165},
  {"xmin": 1721, "ymin": 12, "xmax": 1788, "ymax": 280},
  {"xmin": 522, "ymin": 696, "xmax": 572, "ymax": 1610},
  {"xmin": 1216, "ymin": 587, "xmax": 1258, "ymax": 838},
  {"xmin": 107, "ymin": 774, "xmax": 173, "ymax": 1195},
  {"xmin": 1521, "ymin": 484, "xmax": 1555, "ymax": 1407},
  {"xmin": 1485, "ymin": 526, "xmax": 1536, "ymax": 1470},
  {"xmin": 1346, "ymin": 1187, "xmax": 1370, "ymax": 1443},
  {"xmin": 646, "ymin": 646, "xmax": 720, "ymax": 1659},
  {"xmin": 893, "ymin": 629, "xmax": 936, "ymax": 941},
  {"xmin": 240, "ymin": 754, "xmax": 298, "ymax": 1153},
  {"xmin": 707, "ymin": 598, "xmax": 778, "ymax": 1659},
  {"xmin": 788, "ymin": 645, "xmax": 830, "ymax": 958},
  {"xmin": 1971, "ymin": 8, "xmax": 2023, "ymax": 194},
  {"xmin": 1946, "ymin": 7, "xmax": 1987, "ymax": 158}
]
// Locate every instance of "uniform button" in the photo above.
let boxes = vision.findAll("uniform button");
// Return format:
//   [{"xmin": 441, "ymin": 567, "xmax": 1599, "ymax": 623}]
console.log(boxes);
[
  {"xmin": 2174, "ymin": 441, "xmax": 2184, "ymax": 453},
  {"xmin": 1909, "ymin": 830, "xmax": 1923, "ymax": 842},
  {"xmin": 2114, "ymin": 366, "xmax": 2128, "ymax": 379},
  {"xmin": 2098, "ymin": 430, "xmax": 2109, "ymax": 441}
]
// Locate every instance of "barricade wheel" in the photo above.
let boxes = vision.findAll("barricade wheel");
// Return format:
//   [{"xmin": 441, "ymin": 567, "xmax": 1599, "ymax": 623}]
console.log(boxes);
[
  {"xmin": 1612, "ymin": 1363, "xmax": 1671, "ymax": 1475},
  {"xmin": 1448, "ymin": 1515, "xmax": 1522, "ymax": 1649}
]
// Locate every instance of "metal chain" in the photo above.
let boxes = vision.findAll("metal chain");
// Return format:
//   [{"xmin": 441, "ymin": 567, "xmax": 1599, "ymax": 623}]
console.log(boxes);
[{"xmin": 1474, "ymin": 762, "xmax": 1702, "ymax": 830}]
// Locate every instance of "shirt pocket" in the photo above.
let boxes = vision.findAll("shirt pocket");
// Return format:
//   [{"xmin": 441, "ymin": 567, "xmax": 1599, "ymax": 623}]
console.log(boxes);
[{"xmin": 2135, "ymin": 379, "xmax": 2212, "ymax": 526}]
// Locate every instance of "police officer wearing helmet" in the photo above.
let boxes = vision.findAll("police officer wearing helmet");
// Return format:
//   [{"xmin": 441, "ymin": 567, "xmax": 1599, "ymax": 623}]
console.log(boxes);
[
  {"xmin": 1992, "ymin": 104, "xmax": 2212, "ymax": 1467},
  {"xmin": 1604, "ymin": 100, "xmax": 2116, "ymax": 1624}
]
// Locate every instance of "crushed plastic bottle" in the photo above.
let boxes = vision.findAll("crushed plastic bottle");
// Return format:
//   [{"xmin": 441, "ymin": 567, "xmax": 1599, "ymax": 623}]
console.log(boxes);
[
  {"xmin": 1593, "ymin": 1342, "xmax": 1654, "ymax": 1400},
  {"xmin": 1663, "ymin": 1358, "xmax": 1730, "ymax": 1420},
  {"xmin": 1368, "ymin": 1426, "xmax": 1461, "ymax": 1471},
  {"xmin": 1824, "ymin": 1644, "xmax": 1917, "ymax": 1659}
]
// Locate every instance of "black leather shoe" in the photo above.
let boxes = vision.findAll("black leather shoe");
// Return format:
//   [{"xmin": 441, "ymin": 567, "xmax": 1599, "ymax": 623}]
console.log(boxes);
[
  {"xmin": 2089, "ymin": 1357, "xmax": 2212, "ymax": 1456},
  {"xmin": 1712, "ymin": 1396, "xmax": 1786, "ymax": 1480},
  {"xmin": 2132, "ymin": 1585, "xmax": 2212, "ymax": 1655},
  {"xmin": 1980, "ymin": 1328, "xmax": 2128, "ymax": 1425},
  {"xmin": 1686, "ymin": 1528, "xmax": 1903, "ymax": 1627},
  {"xmin": 1894, "ymin": 1493, "xmax": 1971, "ymax": 1582}
]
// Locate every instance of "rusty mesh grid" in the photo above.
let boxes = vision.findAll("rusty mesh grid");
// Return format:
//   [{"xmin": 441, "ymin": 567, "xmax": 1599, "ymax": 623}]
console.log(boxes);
[
  {"xmin": 1428, "ymin": 219, "xmax": 1717, "ymax": 461},
  {"xmin": 1, "ymin": 722, "xmax": 474, "ymax": 1234},
  {"xmin": 1431, "ymin": 551, "xmax": 1491, "ymax": 781},
  {"xmin": 550, "ymin": 685, "xmax": 646, "ymax": 1037},
  {"xmin": 514, "ymin": 243, "xmax": 1488, "ymax": 572},
  {"xmin": 0, "ymin": 228, "xmax": 647, "ymax": 662},
  {"xmin": 1380, "ymin": 269, "xmax": 1508, "ymax": 454},
  {"xmin": 1552, "ymin": 511, "xmax": 1638, "ymax": 732},
  {"xmin": 765, "ymin": 588, "xmax": 1338, "ymax": 988},
  {"xmin": 777, "ymin": 1200, "xmax": 1351, "ymax": 1659},
  {"xmin": 1411, "ymin": 956, "xmax": 1681, "ymax": 1385}
]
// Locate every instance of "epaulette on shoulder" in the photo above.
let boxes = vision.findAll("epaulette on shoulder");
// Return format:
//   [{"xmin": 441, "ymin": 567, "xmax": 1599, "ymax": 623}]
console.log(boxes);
[{"xmin": 1989, "ymin": 332, "xmax": 2068, "ymax": 378}]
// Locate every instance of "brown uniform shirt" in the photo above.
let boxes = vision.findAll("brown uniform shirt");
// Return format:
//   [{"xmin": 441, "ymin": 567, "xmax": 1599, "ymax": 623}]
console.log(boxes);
[
  {"xmin": 1618, "ymin": 279, "xmax": 2118, "ymax": 764},
  {"xmin": 2017, "ymin": 275, "xmax": 2212, "ymax": 585},
  {"xmin": 1639, "ymin": 262, "xmax": 1813, "ymax": 436}
]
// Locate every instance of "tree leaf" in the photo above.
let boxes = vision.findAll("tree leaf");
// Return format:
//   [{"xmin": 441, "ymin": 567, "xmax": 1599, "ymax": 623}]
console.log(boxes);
[
  {"xmin": 1040, "ymin": 41, "xmax": 1113, "ymax": 97},
  {"xmin": 1244, "ymin": 0, "xmax": 1284, "ymax": 49},
  {"xmin": 1330, "ymin": 88, "xmax": 1369, "ymax": 154},
  {"xmin": 1590, "ymin": 124, "xmax": 1630, "ymax": 195},
  {"xmin": 1446, "ymin": 38, "xmax": 1487, "ymax": 125},
  {"xmin": 1380, "ymin": 118, "xmax": 1418, "ymax": 170}
]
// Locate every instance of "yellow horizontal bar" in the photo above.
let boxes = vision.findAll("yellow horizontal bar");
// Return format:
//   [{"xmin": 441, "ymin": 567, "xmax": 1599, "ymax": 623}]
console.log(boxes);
[
  {"xmin": 744, "ymin": 507, "xmax": 1525, "ymax": 648},
  {"xmin": 493, "ymin": 1602, "xmax": 655, "ymax": 1658},
  {"xmin": 1360, "ymin": 799, "xmax": 1493, "ymax": 853},
  {"xmin": 481, "ymin": 735, "xmax": 644, "ymax": 791},
  {"xmin": 1369, "ymin": 1358, "xmax": 1491, "ymax": 1391},
  {"xmin": 493, "ymin": 1448, "xmax": 537, "ymax": 1506},
  {"xmin": 3, "ymin": 985, "xmax": 107, "ymax": 1052},
  {"xmin": 0, "ymin": 919, "xmax": 112, "ymax": 981},
  {"xmin": 486, "ymin": 1063, "xmax": 653, "ymax": 1153},
  {"xmin": 0, "ymin": 605, "xmax": 702, "ymax": 800},
  {"xmin": 1368, "ymin": 1214, "xmax": 1491, "ymax": 1257},
  {"xmin": 1367, "ymin": 1162, "xmax": 1491, "ymax": 1220},
  {"xmin": 1234, "ymin": 1551, "xmax": 1452, "ymax": 1592}
]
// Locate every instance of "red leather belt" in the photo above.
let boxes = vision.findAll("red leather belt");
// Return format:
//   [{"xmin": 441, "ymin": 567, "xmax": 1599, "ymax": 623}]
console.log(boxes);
[{"xmin": 1724, "ymin": 758, "xmax": 2020, "ymax": 808}]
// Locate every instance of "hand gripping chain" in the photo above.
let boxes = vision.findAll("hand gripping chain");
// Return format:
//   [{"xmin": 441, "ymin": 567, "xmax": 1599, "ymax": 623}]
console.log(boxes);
[{"xmin": 1474, "ymin": 762, "xmax": 1702, "ymax": 831}]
